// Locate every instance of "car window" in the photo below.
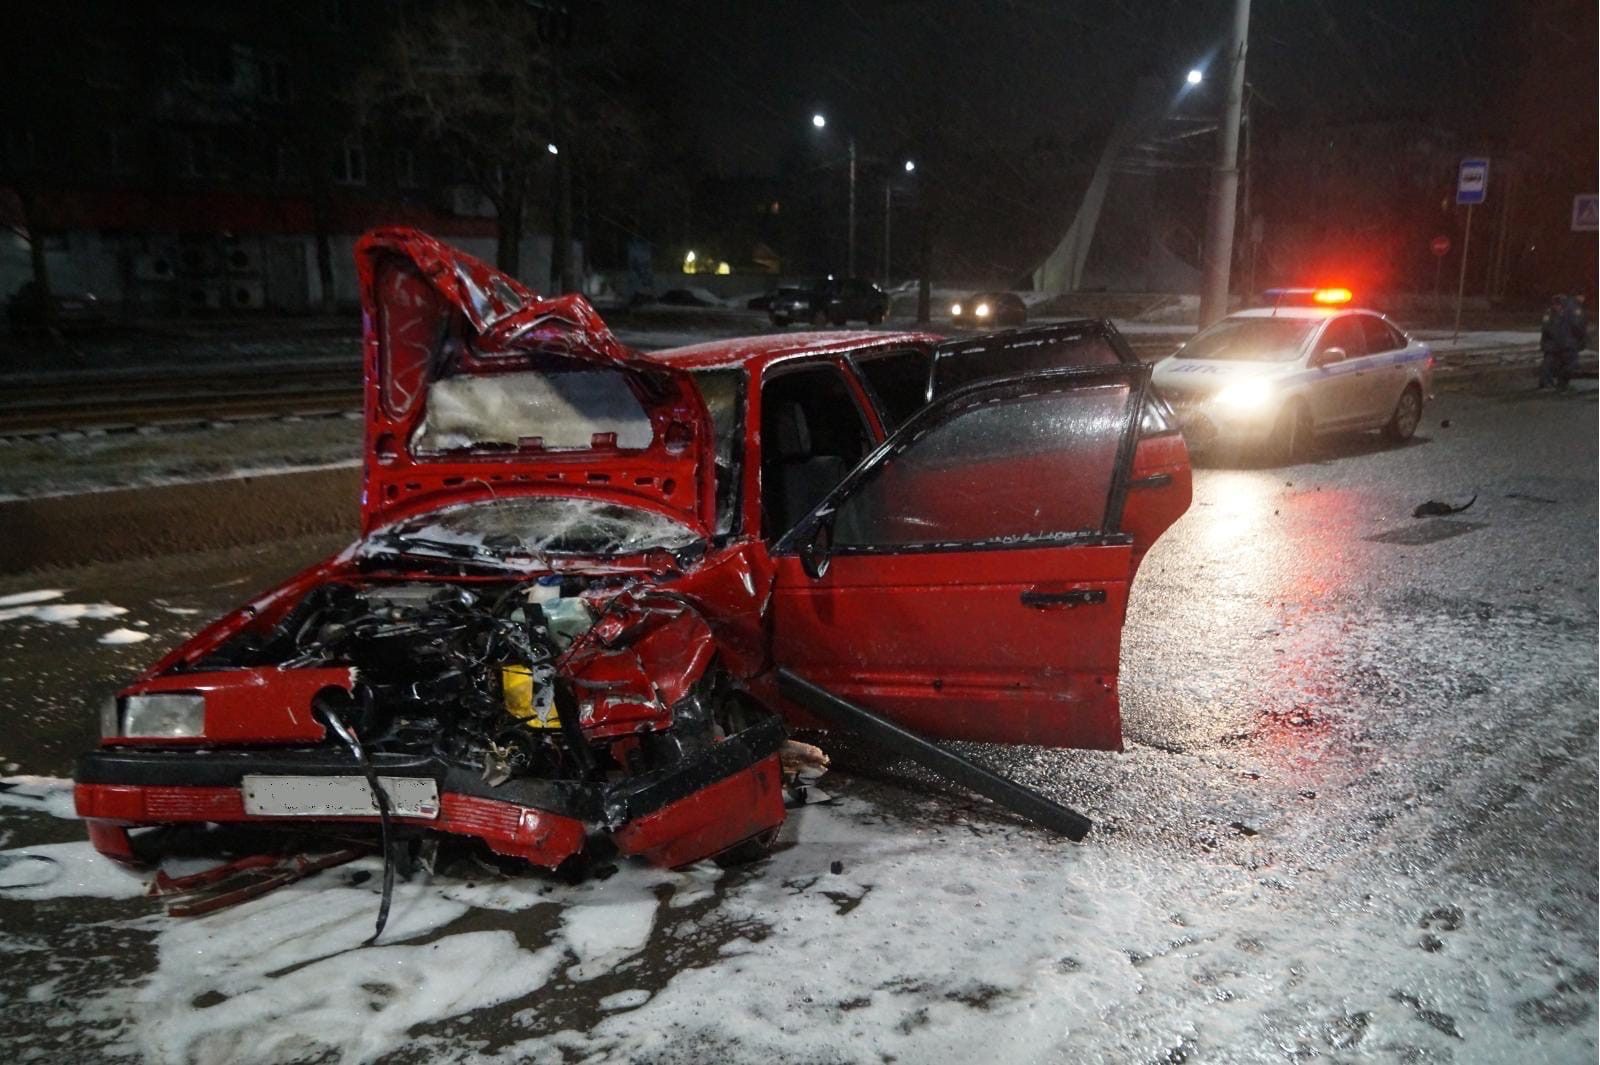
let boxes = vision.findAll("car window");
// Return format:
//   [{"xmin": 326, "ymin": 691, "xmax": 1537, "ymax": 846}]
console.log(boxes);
[
  {"xmin": 1359, "ymin": 315, "xmax": 1401, "ymax": 355},
  {"xmin": 760, "ymin": 362, "xmax": 874, "ymax": 538},
  {"xmin": 855, "ymin": 349, "xmax": 934, "ymax": 429},
  {"xmin": 1176, "ymin": 317, "xmax": 1315, "ymax": 362},
  {"xmin": 831, "ymin": 377, "xmax": 1133, "ymax": 549},
  {"xmin": 1317, "ymin": 316, "xmax": 1365, "ymax": 360},
  {"xmin": 690, "ymin": 368, "xmax": 745, "ymax": 538},
  {"xmin": 931, "ymin": 326, "xmax": 1124, "ymax": 397}
]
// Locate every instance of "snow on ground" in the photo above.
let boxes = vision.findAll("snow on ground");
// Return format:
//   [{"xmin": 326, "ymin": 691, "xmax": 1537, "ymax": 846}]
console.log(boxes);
[
  {"xmin": 0, "ymin": 769, "xmax": 1591, "ymax": 1065},
  {"xmin": 0, "ymin": 596, "xmax": 126, "ymax": 625},
  {"xmin": 98, "ymin": 628, "xmax": 150, "ymax": 645}
]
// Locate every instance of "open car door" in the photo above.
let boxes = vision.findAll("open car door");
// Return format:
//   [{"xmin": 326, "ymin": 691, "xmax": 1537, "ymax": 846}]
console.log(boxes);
[
  {"xmin": 769, "ymin": 364, "xmax": 1150, "ymax": 750},
  {"xmin": 926, "ymin": 320, "xmax": 1190, "ymax": 570}
]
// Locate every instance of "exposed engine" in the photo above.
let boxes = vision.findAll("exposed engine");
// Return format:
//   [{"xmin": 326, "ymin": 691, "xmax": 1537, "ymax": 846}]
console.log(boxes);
[{"xmin": 194, "ymin": 578, "xmax": 615, "ymax": 785}]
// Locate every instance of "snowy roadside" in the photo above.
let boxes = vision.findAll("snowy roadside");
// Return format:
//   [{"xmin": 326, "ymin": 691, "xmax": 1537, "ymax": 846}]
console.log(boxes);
[{"xmin": 1, "ymin": 759, "xmax": 1592, "ymax": 1065}]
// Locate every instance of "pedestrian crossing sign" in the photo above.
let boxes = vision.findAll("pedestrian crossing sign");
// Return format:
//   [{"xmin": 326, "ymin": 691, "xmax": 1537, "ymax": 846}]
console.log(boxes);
[{"xmin": 1573, "ymin": 195, "xmax": 1598, "ymax": 232}]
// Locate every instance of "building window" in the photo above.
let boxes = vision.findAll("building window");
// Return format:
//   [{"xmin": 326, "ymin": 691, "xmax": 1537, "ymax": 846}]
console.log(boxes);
[
  {"xmin": 107, "ymin": 130, "xmax": 135, "ymax": 175},
  {"xmin": 395, "ymin": 149, "xmax": 418, "ymax": 188},
  {"xmin": 337, "ymin": 138, "xmax": 366, "ymax": 185},
  {"xmin": 275, "ymin": 143, "xmax": 299, "ymax": 182}
]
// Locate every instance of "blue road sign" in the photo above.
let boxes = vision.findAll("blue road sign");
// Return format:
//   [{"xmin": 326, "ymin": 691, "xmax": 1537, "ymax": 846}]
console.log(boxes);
[
  {"xmin": 1456, "ymin": 158, "xmax": 1489, "ymax": 205},
  {"xmin": 1573, "ymin": 195, "xmax": 1598, "ymax": 232}
]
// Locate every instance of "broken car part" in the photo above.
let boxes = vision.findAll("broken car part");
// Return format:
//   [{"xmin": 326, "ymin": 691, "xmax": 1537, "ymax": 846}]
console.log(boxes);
[{"xmin": 776, "ymin": 669, "xmax": 1094, "ymax": 841}]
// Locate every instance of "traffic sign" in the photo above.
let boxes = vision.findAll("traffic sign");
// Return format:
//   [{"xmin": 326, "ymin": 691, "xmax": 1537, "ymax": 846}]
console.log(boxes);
[
  {"xmin": 1456, "ymin": 158, "xmax": 1489, "ymax": 204},
  {"xmin": 1429, "ymin": 235, "xmax": 1451, "ymax": 257},
  {"xmin": 1573, "ymin": 194, "xmax": 1598, "ymax": 232}
]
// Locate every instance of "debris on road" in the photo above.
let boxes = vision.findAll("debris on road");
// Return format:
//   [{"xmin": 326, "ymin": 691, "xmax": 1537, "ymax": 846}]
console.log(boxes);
[{"xmin": 1413, "ymin": 493, "xmax": 1477, "ymax": 517}]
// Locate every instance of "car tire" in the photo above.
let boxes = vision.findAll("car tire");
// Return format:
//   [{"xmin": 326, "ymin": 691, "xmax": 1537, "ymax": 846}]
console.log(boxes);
[
  {"xmin": 1263, "ymin": 400, "xmax": 1312, "ymax": 465},
  {"xmin": 1382, "ymin": 384, "xmax": 1423, "ymax": 443},
  {"xmin": 866, "ymin": 310, "xmax": 884, "ymax": 326}
]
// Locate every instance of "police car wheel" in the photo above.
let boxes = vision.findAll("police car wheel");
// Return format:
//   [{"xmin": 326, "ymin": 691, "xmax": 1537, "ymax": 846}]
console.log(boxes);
[
  {"xmin": 1264, "ymin": 401, "xmax": 1310, "ymax": 465},
  {"xmin": 1383, "ymin": 385, "xmax": 1422, "ymax": 442}
]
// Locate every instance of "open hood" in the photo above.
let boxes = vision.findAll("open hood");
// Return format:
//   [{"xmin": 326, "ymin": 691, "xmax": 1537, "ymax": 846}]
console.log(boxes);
[{"xmin": 354, "ymin": 228, "xmax": 714, "ymax": 539}]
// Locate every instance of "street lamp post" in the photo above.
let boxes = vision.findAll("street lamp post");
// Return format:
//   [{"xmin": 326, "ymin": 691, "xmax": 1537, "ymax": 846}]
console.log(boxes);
[
  {"xmin": 1198, "ymin": 0, "xmax": 1252, "ymax": 327},
  {"xmin": 811, "ymin": 112, "xmax": 858, "ymax": 276},
  {"xmin": 883, "ymin": 159, "xmax": 915, "ymax": 288}
]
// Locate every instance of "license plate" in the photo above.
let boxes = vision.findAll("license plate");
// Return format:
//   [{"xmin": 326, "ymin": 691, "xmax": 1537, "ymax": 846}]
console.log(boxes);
[{"xmin": 241, "ymin": 775, "xmax": 440, "ymax": 819}]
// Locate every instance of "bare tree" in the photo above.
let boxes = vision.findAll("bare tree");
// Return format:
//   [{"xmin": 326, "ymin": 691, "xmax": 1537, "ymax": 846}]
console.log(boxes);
[{"xmin": 357, "ymin": 1, "xmax": 557, "ymax": 277}]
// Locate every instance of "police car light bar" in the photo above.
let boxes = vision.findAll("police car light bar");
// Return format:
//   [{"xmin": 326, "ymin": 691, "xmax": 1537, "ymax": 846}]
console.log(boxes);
[{"xmin": 1262, "ymin": 287, "xmax": 1354, "ymax": 312}]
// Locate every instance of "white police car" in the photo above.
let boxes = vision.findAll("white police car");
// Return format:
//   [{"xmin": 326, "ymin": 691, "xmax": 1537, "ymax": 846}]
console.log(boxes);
[{"xmin": 1151, "ymin": 289, "xmax": 1434, "ymax": 461}]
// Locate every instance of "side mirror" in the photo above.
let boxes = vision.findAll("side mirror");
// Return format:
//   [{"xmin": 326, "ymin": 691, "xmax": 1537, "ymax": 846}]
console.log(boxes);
[
  {"xmin": 799, "ymin": 517, "xmax": 834, "ymax": 580},
  {"xmin": 1311, "ymin": 346, "xmax": 1345, "ymax": 369}
]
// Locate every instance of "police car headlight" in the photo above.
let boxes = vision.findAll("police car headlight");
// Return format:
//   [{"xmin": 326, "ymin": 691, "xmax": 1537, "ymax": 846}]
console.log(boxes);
[
  {"xmin": 1214, "ymin": 378, "xmax": 1275, "ymax": 411},
  {"xmin": 117, "ymin": 693, "xmax": 205, "ymax": 738}
]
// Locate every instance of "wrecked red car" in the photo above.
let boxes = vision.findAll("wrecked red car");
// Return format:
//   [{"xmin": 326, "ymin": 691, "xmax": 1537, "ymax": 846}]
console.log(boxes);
[{"xmin": 75, "ymin": 228, "xmax": 1190, "ymax": 882}]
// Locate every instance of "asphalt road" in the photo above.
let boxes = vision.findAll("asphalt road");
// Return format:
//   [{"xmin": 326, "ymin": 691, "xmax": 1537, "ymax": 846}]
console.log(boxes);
[{"xmin": 0, "ymin": 375, "xmax": 1594, "ymax": 1063}]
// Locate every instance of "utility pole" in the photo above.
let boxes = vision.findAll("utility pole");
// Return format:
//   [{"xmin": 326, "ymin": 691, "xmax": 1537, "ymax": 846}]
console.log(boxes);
[
  {"xmin": 882, "ymin": 179, "xmax": 892, "ymax": 288},
  {"xmin": 1198, "ymin": 0, "xmax": 1251, "ymax": 328},
  {"xmin": 847, "ymin": 137, "xmax": 857, "ymax": 276}
]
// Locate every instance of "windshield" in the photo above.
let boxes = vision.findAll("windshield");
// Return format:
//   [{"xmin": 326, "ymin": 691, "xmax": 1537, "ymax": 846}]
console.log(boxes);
[
  {"xmin": 690, "ymin": 368, "xmax": 745, "ymax": 537},
  {"xmin": 365, "ymin": 497, "xmax": 700, "ymax": 562},
  {"xmin": 1176, "ymin": 318, "xmax": 1316, "ymax": 362}
]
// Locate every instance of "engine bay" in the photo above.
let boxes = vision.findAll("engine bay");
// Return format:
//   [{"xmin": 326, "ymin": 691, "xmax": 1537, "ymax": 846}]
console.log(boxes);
[{"xmin": 185, "ymin": 576, "xmax": 653, "ymax": 787}]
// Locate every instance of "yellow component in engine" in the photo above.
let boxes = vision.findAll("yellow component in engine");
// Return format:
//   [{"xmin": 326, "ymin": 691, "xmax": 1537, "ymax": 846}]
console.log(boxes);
[{"xmin": 502, "ymin": 665, "xmax": 560, "ymax": 729}]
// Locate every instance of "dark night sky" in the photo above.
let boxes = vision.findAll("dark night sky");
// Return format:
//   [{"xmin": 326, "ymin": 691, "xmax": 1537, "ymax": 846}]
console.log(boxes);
[{"xmin": 620, "ymin": 0, "xmax": 1511, "ymax": 177}]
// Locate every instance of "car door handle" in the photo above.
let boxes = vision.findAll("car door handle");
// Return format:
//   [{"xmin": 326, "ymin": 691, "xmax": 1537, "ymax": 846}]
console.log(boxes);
[
  {"xmin": 1020, "ymin": 588, "xmax": 1106, "ymax": 609},
  {"xmin": 1128, "ymin": 473, "xmax": 1173, "ymax": 490}
]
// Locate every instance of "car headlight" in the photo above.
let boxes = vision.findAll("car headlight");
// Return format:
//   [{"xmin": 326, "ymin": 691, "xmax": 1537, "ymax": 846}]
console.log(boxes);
[
  {"xmin": 118, "ymin": 693, "xmax": 205, "ymax": 738},
  {"xmin": 950, "ymin": 302, "xmax": 962, "ymax": 316},
  {"xmin": 1213, "ymin": 378, "xmax": 1275, "ymax": 411},
  {"xmin": 975, "ymin": 302, "xmax": 991, "ymax": 318}
]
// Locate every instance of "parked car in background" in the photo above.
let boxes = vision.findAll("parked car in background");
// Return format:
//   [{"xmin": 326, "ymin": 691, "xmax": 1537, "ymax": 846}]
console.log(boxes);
[
  {"xmin": 7, "ymin": 281, "xmax": 107, "ymax": 333},
  {"xmin": 1151, "ymin": 288, "xmax": 1433, "ymax": 463},
  {"xmin": 950, "ymin": 291, "xmax": 1027, "ymax": 328},
  {"xmin": 769, "ymin": 277, "xmax": 888, "ymax": 327},
  {"xmin": 75, "ymin": 228, "xmax": 1190, "ymax": 885}
]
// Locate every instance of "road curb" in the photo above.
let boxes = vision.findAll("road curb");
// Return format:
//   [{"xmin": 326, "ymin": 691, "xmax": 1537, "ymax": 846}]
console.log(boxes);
[{"xmin": 0, "ymin": 466, "xmax": 359, "ymax": 576}]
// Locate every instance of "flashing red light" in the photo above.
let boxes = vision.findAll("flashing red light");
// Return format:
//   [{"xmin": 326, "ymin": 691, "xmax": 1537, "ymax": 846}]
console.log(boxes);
[{"xmin": 1312, "ymin": 287, "xmax": 1353, "ymax": 305}]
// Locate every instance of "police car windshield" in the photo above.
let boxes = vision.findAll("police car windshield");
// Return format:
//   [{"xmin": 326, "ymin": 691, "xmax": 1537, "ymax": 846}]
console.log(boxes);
[{"xmin": 1176, "ymin": 318, "xmax": 1316, "ymax": 362}]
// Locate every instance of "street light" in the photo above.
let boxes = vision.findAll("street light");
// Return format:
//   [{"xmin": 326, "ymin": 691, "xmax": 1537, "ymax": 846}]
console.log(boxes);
[
  {"xmin": 1185, "ymin": 68, "xmax": 1203, "ymax": 86},
  {"xmin": 546, "ymin": 142, "xmax": 559, "ymax": 155},
  {"xmin": 809, "ymin": 111, "xmax": 858, "ymax": 275},
  {"xmin": 883, "ymin": 160, "xmax": 916, "ymax": 289}
]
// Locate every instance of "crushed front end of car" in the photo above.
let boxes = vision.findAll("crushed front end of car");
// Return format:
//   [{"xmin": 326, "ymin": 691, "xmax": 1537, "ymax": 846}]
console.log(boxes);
[{"xmin": 74, "ymin": 228, "xmax": 787, "ymax": 887}]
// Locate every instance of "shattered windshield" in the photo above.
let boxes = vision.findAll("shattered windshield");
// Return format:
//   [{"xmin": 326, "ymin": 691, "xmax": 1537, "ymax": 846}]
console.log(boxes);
[
  {"xmin": 1176, "ymin": 318, "xmax": 1316, "ymax": 362},
  {"xmin": 364, "ymin": 496, "xmax": 700, "ymax": 561}
]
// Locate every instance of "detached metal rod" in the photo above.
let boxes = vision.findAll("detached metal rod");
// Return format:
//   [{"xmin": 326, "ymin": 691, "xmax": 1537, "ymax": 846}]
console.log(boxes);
[{"xmin": 776, "ymin": 669, "xmax": 1093, "ymax": 841}]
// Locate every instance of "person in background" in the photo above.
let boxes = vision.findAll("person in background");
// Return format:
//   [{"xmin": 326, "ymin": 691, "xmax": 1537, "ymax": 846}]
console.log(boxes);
[
  {"xmin": 1564, "ymin": 295, "xmax": 1590, "ymax": 388},
  {"xmin": 1539, "ymin": 294, "xmax": 1581, "ymax": 391}
]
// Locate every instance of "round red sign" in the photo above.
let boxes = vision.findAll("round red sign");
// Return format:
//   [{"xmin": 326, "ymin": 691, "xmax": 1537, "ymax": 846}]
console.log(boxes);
[{"xmin": 1430, "ymin": 235, "xmax": 1451, "ymax": 257}]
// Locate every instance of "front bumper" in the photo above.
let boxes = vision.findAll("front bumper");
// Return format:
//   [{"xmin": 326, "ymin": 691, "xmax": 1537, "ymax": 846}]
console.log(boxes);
[
  {"xmin": 1168, "ymin": 399, "xmax": 1277, "ymax": 450},
  {"xmin": 75, "ymin": 716, "xmax": 787, "ymax": 870}
]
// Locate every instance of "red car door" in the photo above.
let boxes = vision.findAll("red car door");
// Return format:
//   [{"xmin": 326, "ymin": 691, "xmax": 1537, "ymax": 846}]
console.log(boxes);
[{"xmin": 769, "ymin": 365, "xmax": 1149, "ymax": 750}]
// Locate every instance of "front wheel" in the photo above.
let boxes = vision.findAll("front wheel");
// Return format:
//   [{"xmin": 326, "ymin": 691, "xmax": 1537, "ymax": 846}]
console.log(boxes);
[
  {"xmin": 1382, "ymin": 385, "xmax": 1422, "ymax": 442},
  {"xmin": 1263, "ymin": 400, "xmax": 1311, "ymax": 466}
]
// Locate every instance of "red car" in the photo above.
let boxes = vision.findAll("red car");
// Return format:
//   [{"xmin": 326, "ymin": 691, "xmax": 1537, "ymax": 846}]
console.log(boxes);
[{"xmin": 75, "ymin": 228, "xmax": 1190, "ymax": 877}]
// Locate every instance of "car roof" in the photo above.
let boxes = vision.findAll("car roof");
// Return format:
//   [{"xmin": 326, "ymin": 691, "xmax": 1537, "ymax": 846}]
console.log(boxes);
[{"xmin": 642, "ymin": 329, "xmax": 941, "ymax": 371}]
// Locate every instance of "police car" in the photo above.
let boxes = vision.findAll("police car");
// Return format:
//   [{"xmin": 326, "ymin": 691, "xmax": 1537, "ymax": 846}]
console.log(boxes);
[{"xmin": 1151, "ymin": 288, "xmax": 1434, "ymax": 461}]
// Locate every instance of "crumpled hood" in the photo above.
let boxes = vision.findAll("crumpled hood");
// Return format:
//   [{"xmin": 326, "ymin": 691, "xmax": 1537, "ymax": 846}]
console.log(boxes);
[{"xmin": 354, "ymin": 228, "xmax": 714, "ymax": 537}]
